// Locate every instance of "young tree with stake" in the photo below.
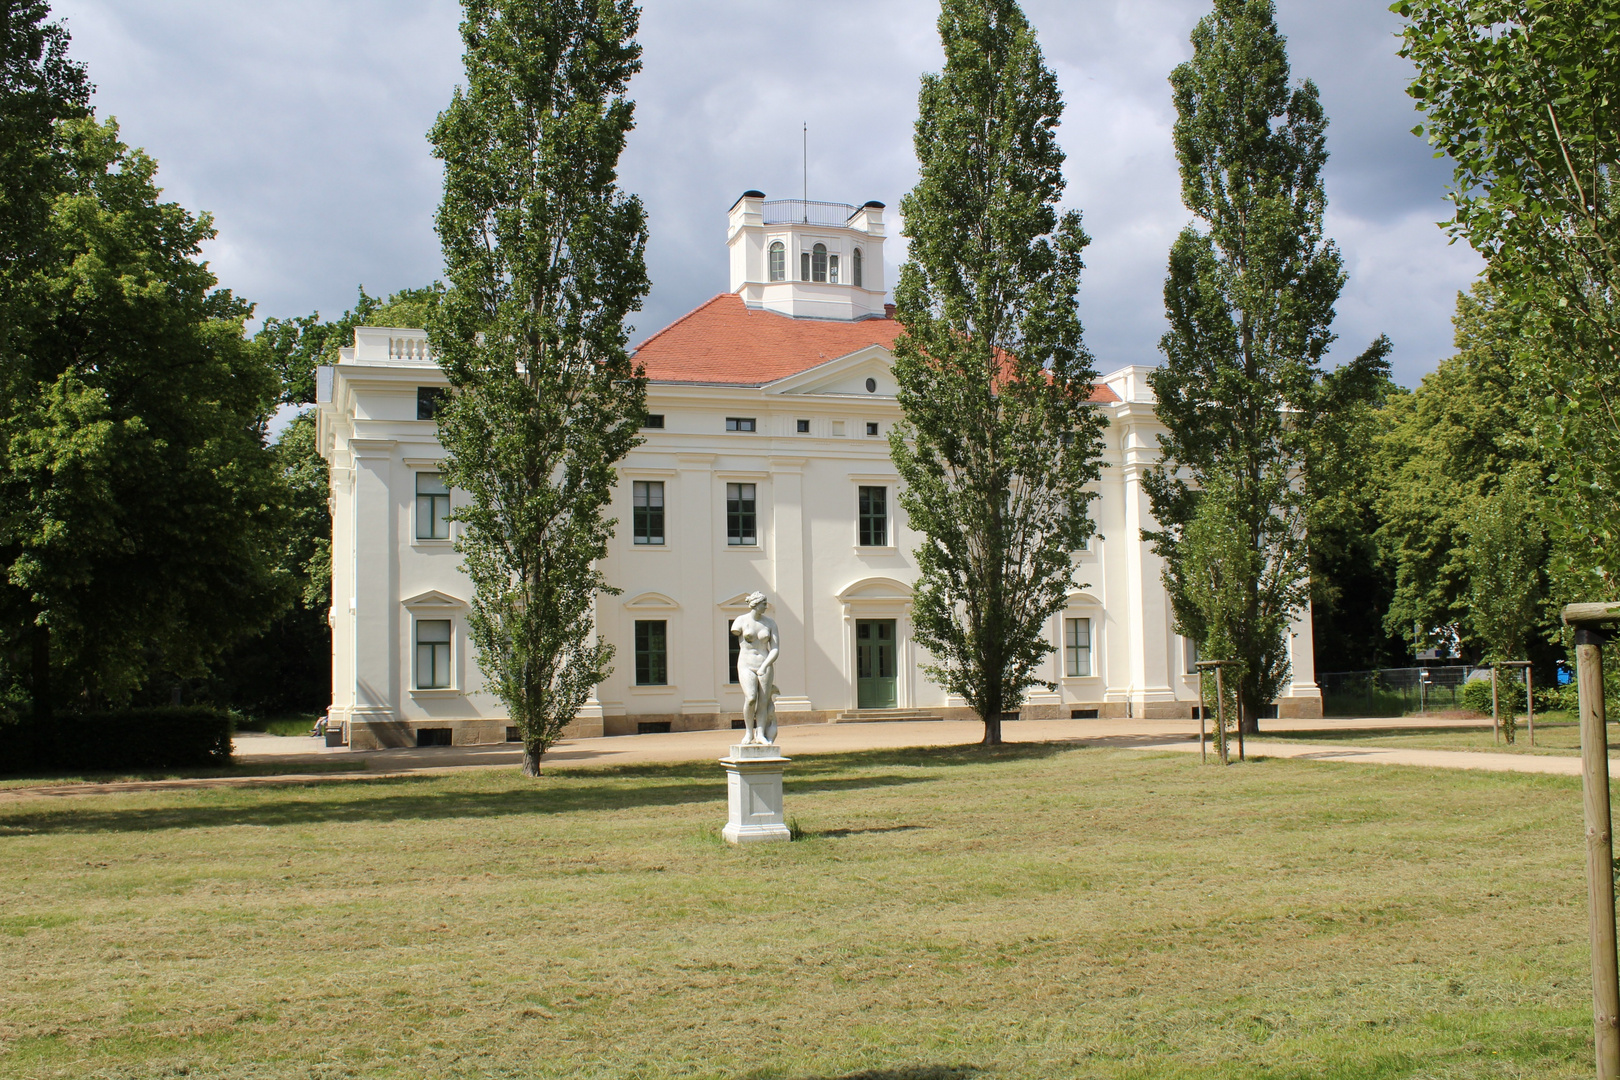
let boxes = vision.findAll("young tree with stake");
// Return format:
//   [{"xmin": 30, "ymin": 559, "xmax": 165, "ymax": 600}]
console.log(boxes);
[
  {"xmin": 1144, "ymin": 0, "xmax": 1390, "ymax": 734},
  {"xmin": 429, "ymin": 0, "xmax": 649, "ymax": 776},
  {"xmin": 890, "ymin": 0, "xmax": 1107, "ymax": 747}
]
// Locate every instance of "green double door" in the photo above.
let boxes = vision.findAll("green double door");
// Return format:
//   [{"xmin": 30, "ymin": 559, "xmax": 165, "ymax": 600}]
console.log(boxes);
[{"xmin": 856, "ymin": 619, "xmax": 898, "ymax": 709}]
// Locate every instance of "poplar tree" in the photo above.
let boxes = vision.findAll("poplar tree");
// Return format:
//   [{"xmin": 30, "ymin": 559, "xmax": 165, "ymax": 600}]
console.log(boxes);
[
  {"xmin": 1143, "ymin": 0, "xmax": 1389, "ymax": 733},
  {"xmin": 429, "ymin": 0, "xmax": 648, "ymax": 775},
  {"xmin": 890, "ymin": 0, "xmax": 1106, "ymax": 747}
]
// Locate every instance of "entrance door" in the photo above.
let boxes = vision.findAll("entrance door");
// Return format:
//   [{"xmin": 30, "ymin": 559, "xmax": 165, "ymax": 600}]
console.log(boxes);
[{"xmin": 856, "ymin": 619, "xmax": 898, "ymax": 708}]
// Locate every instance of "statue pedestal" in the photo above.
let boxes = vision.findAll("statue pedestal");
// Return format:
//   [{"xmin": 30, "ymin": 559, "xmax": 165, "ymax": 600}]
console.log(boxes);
[{"xmin": 719, "ymin": 743, "xmax": 792, "ymax": 844}]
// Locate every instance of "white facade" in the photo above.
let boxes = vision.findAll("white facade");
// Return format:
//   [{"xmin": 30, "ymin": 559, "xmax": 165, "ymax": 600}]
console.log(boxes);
[{"xmin": 315, "ymin": 195, "xmax": 1321, "ymax": 750}]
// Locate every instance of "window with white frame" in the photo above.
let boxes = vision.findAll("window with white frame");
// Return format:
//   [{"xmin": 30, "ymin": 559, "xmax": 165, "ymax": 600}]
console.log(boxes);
[
  {"xmin": 1065, "ymin": 618, "xmax": 1092, "ymax": 677},
  {"xmin": 416, "ymin": 619, "xmax": 452, "ymax": 688},
  {"xmin": 632, "ymin": 480, "xmax": 664, "ymax": 545},
  {"xmin": 828, "ymin": 251, "xmax": 840, "ymax": 284},
  {"xmin": 635, "ymin": 620, "xmax": 668, "ymax": 685},
  {"xmin": 811, "ymin": 243, "xmax": 828, "ymax": 282},
  {"xmin": 1184, "ymin": 637, "xmax": 1200, "ymax": 675},
  {"xmin": 416, "ymin": 473, "xmax": 450, "ymax": 540},
  {"xmin": 768, "ymin": 241, "xmax": 785, "ymax": 282},
  {"xmin": 852, "ymin": 247, "xmax": 863, "ymax": 287},
  {"xmin": 857, "ymin": 486, "xmax": 887, "ymax": 547},
  {"xmin": 726, "ymin": 483, "xmax": 757, "ymax": 545}
]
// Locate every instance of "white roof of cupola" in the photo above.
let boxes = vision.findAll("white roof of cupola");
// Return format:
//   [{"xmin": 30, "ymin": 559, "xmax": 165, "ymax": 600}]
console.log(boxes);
[{"xmin": 727, "ymin": 190, "xmax": 888, "ymax": 321}]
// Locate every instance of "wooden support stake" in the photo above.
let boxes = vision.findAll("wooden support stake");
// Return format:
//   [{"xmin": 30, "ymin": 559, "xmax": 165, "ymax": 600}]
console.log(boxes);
[
  {"xmin": 1527, "ymin": 665, "xmax": 1535, "ymax": 747},
  {"xmin": 1576, "ymin": 626, "xmax": 1620, "ymax": 1078},
  {"xmin": 1215, "ymin": 665, "xmax": 1229, "ymax": 767},
  {"xmin": 1492, "ymin": 666, "xmax": 1500, "ymax": 745},
  {"xmin": 1197, "ymin": 669, "xmax": 1207, "ymax": 764}
]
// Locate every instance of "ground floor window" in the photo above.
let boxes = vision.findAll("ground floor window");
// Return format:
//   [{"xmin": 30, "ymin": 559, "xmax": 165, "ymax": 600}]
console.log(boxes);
[
  {"xmin": 635, "ymin": 619, "xmax": 668, "ymax": 685},
  {"xmin": 727, "ymin": 618, "xmax": 740, "ymax": 684},
  {"xmin": 1065, "ymin": 617, "xmax": 1092, "ymax": 678},
  {"xmin": 416, "ymin": 620, "xmax": 452, "ymax": 688}
]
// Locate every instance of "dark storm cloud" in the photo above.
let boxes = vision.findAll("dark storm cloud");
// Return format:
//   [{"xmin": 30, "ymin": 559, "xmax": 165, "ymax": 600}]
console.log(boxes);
[{"xmin": 51, "ymin": 0, "xmax": 1478, "ymax": 389}]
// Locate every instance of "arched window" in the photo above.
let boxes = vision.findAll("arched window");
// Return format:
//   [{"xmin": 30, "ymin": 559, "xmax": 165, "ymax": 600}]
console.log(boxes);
[
  {"xmin": 853, "ymin": 247, "xmax": 863, "ymax": 287},
  {"xmin": 812, "ymin": 243, "xmax": 828, "ymax": 283},
  {"xmin": 768, "ymin": 241, "xmax": 785, "ymax": 282}
]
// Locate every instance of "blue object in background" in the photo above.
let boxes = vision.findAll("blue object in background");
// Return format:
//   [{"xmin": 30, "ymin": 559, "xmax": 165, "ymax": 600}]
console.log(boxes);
[{"xmin": 1558, "ymin": 663, "xmax": 1574, "ymax": 685}]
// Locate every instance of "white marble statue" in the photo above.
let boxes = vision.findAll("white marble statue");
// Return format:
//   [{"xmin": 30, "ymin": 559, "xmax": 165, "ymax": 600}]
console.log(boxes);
[{"xmin": 730, "ymin": 591, "xmax": 780, "ymax": 745}]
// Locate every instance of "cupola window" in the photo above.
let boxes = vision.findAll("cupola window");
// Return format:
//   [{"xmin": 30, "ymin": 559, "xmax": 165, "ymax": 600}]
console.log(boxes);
[
  {"xmin": 768, "ymin": 241, "xmax": 785, "ymax": 282},
  {"xmin": 811, "ymin": 243, "xmax": 828, "ymax": 283},
  {"xmin": 828, "ymin": 253, "xmax": 840, "ymax": 284},
  {"xmin": 801, "ymin": 250, "xmax": 810, "ymax": 281},
  {"xmin": 852, "ymin": 247, "xmax": 863, "ymax": 287}
]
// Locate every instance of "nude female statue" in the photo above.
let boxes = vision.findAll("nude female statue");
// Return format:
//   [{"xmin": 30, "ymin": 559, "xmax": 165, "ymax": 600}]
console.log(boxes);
[{"xmin": 730, "ymin": 591, "xmax": 780, "ymax": 745}]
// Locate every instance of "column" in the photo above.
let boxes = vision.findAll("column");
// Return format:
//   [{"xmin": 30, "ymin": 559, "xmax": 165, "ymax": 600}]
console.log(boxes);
[{"xmin": 349, "ymin": 438, "xmax": 400, "ymax": 747}]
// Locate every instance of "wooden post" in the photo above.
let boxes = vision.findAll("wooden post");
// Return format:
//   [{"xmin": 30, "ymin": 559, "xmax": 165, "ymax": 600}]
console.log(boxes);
[
  {"xmin": 1527, "ymin": 664, "xmax": 1535, "ymax": 747},
  {"xmin": 1215, "ymin": 664, "xmax": 1229, "ymax": 767},
  {"xmin": 1197, "ymin": 668, "xmax": 1207, "ymax": 764},
  {"xmin": 1492, "ymin": 665, "xmax": 1500, "ymax": 745},
  {"xmin": 1563, "ymin": 603, "xmax": 1620, "ymax": 1080}
]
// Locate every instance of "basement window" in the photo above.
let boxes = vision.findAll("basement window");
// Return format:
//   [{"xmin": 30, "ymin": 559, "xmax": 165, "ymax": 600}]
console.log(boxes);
[
  {"xmin": 416, "ymin": 727, "xmax": 452, "ymax": 747},
  {"xmin": 637, "ymin": 721, "xmax": 673, "ymax": 735}
]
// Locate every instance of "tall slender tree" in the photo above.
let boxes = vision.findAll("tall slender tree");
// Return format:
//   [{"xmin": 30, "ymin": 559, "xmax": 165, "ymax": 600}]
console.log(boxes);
[
  {"xmin": 429, "ymin": 0, "xmax": 649, "ymax": 775},
  {"xmin": 1144, "ymin": 0, "xmax": 1390, "ymax": 733},
  {"xmin": 890, "ymin": 0, "xmax": 1106, "ymax": 747}
]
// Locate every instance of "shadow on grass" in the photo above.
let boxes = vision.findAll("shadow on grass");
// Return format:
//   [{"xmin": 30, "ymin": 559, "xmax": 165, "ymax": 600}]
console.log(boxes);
[
  {"xmin": 0, "ymin": 770, "xmax": 935, "ymax": 837},
  {"xmin": 811, "ymin": 824, "xmax": 928, "ymax": 838},
  {"xmin": 784, "ymin": 1068, "xmax": 980, "ymax": 1080}
]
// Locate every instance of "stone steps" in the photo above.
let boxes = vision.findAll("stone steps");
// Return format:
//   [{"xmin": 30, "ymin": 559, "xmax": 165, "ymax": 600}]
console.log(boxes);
[{"xmin": 833, "ymin": 708, "xmax": 944, "ymax": 724}]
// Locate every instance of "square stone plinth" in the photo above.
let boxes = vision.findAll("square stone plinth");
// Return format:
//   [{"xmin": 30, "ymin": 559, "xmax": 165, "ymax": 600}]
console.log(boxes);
[{"xmin": 720, "ymin": 744, "xmax": 792, "ymax": 844}]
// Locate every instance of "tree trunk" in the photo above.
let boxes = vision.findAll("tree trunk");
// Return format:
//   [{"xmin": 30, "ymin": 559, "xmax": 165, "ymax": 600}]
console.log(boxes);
[
  {"xmin": 522, "ymin": 741, "xmax": 543, "ymax": 776},
  {"xmin": 30, "ymin": 620, "xmax": 52, "ymax": 725},
  {"xmin": 982, "ymin": 712, "xmax": 1004, "ymax": 746},
  {"xmin": 1240, "ymin": 697, "xmax": 1260, "ymax": 735}
]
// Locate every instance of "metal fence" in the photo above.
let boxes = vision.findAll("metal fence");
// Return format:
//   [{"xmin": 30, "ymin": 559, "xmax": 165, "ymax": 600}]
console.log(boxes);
[
  {"xmin": 1317, "ymin": 666, "xmax": 1476, "ymax": 717},
  {"xmin": 761, "ymin": 199, "xmax": 861, "ymax": 226}
]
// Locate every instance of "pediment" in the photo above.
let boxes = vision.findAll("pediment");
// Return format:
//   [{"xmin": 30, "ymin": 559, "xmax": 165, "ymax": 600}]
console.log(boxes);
[
  {"xmin": 402, "ymin": 589, "xmax": 465, "ymax": 609},
  {"xmin": 764, "ymin": 344, "xmax": 897, "ymax": 398},
  {"xmin": 717, "ymin": 591, "xmax": 773, "ymax": 611},
  {"xmin": 836, "ymin": 576, "xmax": 913, "ymax": 603},
  {"xmin": 624, "ymin": 591, "xmax": 681, "ymax": 611}
]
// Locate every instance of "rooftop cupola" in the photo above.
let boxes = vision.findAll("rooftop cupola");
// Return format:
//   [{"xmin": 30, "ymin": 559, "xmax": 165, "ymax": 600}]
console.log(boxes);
[{"xmin": 727, "ymin": 191, "xmax": 888, "ymax": 321}]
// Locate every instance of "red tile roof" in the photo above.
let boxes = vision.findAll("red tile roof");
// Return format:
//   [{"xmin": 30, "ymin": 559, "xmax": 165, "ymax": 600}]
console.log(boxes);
[{"xmin": 632, "ymin": 291, "xmax": 1120, "ymax": 403}]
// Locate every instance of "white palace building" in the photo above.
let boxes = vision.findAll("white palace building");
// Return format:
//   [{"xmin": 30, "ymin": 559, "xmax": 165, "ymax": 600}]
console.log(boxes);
[{"xmin": 315, "ymin": 191, "xmax": 1322, "ymax": 750}]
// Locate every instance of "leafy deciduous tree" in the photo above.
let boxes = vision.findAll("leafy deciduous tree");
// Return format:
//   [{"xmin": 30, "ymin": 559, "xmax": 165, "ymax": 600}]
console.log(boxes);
[
  {"xmin": 1145, "ymin": 0, "xmax": 1390, "ymax": 733},
  {"xmin": 890, "ymin": 0, "xmax": 1106, "ymax": 747}
]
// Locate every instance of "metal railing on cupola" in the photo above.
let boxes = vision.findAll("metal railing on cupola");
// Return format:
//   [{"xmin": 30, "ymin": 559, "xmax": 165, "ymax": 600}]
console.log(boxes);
[{"xmin": 761, "ymin": 200, "xmax": 861, "ymax": 227}]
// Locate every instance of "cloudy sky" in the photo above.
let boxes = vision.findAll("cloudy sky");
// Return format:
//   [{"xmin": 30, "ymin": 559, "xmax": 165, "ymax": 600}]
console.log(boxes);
[{"xmin": 51, "ymin": 0, "xmax": 1480, "ymax": 389}]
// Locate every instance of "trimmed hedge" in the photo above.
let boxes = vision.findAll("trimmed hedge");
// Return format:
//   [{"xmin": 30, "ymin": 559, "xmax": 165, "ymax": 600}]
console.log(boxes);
[{"xmin": 1, "ymin": 707, "xmax": 234, "ymax": 774}]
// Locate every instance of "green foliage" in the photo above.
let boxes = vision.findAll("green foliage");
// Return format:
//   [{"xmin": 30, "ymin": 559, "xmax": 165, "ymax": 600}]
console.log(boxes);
[
  {"xmin": 1, "ymin": 705, "xmax": 234, "ymax": 774},
  {"xmin": 0, "ymin": 114, "xmax": 287, "ymax": 717},
  {"xmin": 429, "ymin": 0, "xmax": 649, "ymax": 773},
  {"xmin": 1396, "ymin": 0, "xmax": 1620, "ymax": 603},
  {"xmin": 1373, "ymin": 282, "xmax": 1558, "ymax": 668},
  {"xmin": 255, "ymin": 284, "xmax": 440, "ymax": 405},
  {"xmin": 889, "ymin": 0, "xmax": 1105, "ymax": 745},
  {"xmin": 1145, "ymin": 0, "xmax": 1390, "ymax": 728}
]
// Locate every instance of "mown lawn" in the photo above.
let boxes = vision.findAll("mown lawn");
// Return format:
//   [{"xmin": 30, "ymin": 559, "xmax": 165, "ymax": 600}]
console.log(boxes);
[{"xmin": 0, "ymin": 743, "xmax": 1599, "ymax": 1079}]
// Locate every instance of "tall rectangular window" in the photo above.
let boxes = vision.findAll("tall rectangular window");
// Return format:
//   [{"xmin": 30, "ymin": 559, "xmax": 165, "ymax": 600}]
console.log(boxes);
[
  {"xmin": 858, "ymin": 486, "xmax": 887, "ymax": 547},
  {"xmin": 416, "ymin": 473, "xmax": 450, "ymax": 540},
  {"xmin": 635, "ymin": 620, "xmax": 667, "ymax": 685},
  {"xmin": 727, "ymin": 619, "xmax": 740, "ymax": 684},
  {"xmin": 416, "ymin": 620, "xmax": 452, "ymax": 688},
  {"xmin": 417, "ymin": 386, "xmax": 446, "ymax": 420},
  {"xmin": 1185, "ymin": 637, "xmax": 1200, "ymax": 675},
  {"xmin": 828, "ymin": 253, "xmax": 840, "ymax": 284},
  {"xmin": 1065, "ymin": 618, "xmax": 1092, "ymax": 678},
  {"xmin": 632, "ymin": 480, "xmax": 664, "ymax": 545},
  {"xmin": 727, "ymin": 483, "xmax": 756, "ymax": 546},
  {"xmin": 801, "ymin": 250, "xmax": 811, "ymax": 281}
]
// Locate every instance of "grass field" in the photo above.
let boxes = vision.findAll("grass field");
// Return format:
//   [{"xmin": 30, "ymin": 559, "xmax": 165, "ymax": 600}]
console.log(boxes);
[
  {"xmin": 0, "ymin": 743, "xmax": 1600, "ymax": 1079},
  {"xmin": 1265, "ymin": 718, "xmax": 1598, "ymax": 757}
]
